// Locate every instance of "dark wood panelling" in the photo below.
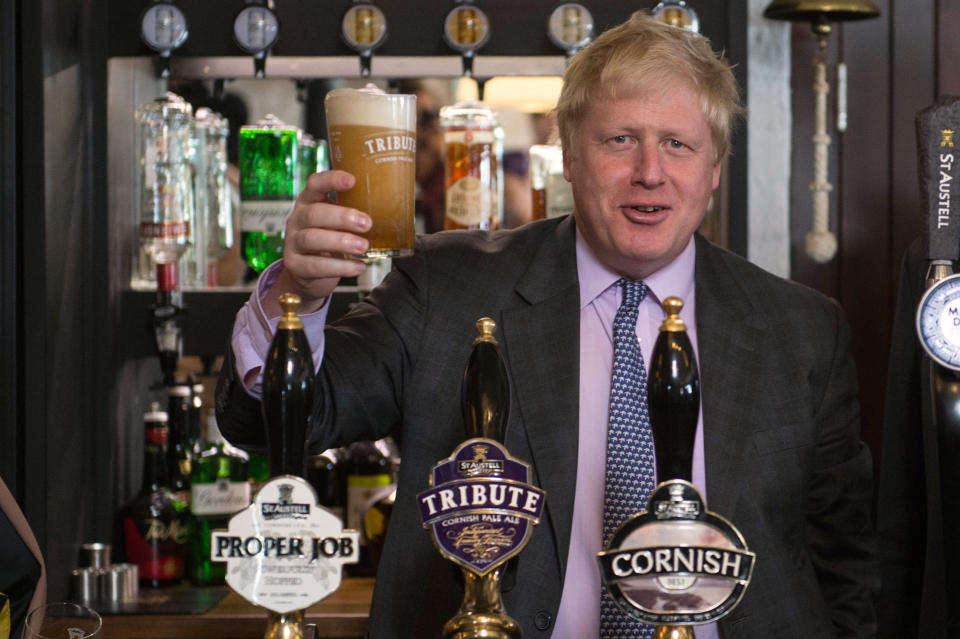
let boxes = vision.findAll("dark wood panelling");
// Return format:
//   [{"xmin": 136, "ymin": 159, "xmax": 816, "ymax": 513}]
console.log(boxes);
[
  {"xmin": 836, "ymin": 0, "xmax": 894, "ymax": 468},
  {"xmin": 85, "ymin": 0, "xmax": 117, "ymax": 564},
  {"xmin": 889, "ymin": 0, "xmax": 934, "ymax": 293},
  {"xmin": 940, "ymin": 1, "xmax": 960, "ymax": 95},
  {"xmin": 1, "ymin": 0, "xmax": 20, "ymax": 497},
  {"xmin": 20, "ymin": 0, "xmax": 49, "ymax": 550}
]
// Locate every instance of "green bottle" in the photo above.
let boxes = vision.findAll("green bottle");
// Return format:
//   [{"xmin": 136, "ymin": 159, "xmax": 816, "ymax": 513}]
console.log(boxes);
[
  {"xmin": 248, "ymin": 452, "xmax": 270, "ymax": 498},
  {"xmin": 238, "ymin": 115, "xmax": 300, "ymax": 273},
  {"xmin": 189, "ymin": 409, "xmax": 250, "ymax": 585},
  {"xmin": 298, "ymin": 133, "xmax": 318, "ymax": 192},
  {"xmin": 165, "ymin": 383, "xmax": 194, "ymax": 507}
]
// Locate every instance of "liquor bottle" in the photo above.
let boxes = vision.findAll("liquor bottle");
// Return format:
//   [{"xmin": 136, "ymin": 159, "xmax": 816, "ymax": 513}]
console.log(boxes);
[
  {"xmin": 238, "ymin": 115, "xmax": 300, "ymax": 273},
  {"xmin": 248, "ymin": 452, "xmax": 270, "ymax": 498},
  {"xmin": 528, "ymin": 144, "xmax": 573, "ymax": 221},
  {"xmin": 493, "ymin": 121, "xmax": 504, "ymax": 227},
  {"xmin": 134, "ymin": 92, "xmax": 194, "ymax": 289},
  {"xmin": 189, "ymin": 409, "xmax": 250, "ymax": 586},
  {"xmin": 121, "ymin": 403, "xmax": 190, "ymax": 587},
  {"xmin": 165, "ymin": 383, "xmax": 193, "ymax": 506},
  {"xmin": 194, "ymin": 107, "xmax": 234, "ymax": 288},
  {"xmin": 298, "ymin": 132, "xmax": 318, "ymax": 194},
  {"xmin": 306, "ymin": 448, "xmax": 346, "ymax": 522},
  {"xmin": 440, "ymin": 101, "xmax": 499, "ymax": 230},
  {"xmin": 317, "ymin": 138, "xmax": 330, "ymax": 172},
  {"xmin": 188, "ymin": 382, "xmax": 205, "ymax": 459},
  {"xmin": 344, "ymin": 439, "xmax": 393, "ymax": 576},
  {"xmin": 363, "ymin": 486, "xmax": 395, "ymax": 577}
]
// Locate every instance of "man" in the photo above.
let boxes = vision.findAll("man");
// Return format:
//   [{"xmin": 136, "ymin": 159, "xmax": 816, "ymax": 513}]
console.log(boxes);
[{"xmin": 217, "ymin": 11, "xmax": 878, "ymax": 637}]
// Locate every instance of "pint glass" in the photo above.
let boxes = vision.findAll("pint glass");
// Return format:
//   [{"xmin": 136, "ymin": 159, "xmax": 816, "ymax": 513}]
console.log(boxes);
[{"xmin": 325, "ymin": 84, "xmax": 417, "ymax": 260}]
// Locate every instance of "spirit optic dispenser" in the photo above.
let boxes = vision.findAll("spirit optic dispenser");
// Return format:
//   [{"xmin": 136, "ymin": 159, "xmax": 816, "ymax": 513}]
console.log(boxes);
[
  {"xmin": 340, "ymin": 2, "xmax": 389, "ymax": 78},
  {"xmin": 139, "ymin": 1, "xmax": 188, "ymax": 78},
  {"xmin": 232, "ymin": 1, "xmax": 280, "ymax": 78}
]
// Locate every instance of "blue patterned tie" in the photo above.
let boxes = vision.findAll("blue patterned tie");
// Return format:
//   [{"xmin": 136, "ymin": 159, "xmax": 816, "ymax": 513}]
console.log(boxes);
[{"xmin": 600, "ymin": 278, "xmax": 656, "ymax": 638}]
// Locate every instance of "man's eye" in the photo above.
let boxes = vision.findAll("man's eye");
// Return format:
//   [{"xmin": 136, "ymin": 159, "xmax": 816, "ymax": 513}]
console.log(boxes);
[
  {"xmin": 667, "ymin": 139, "xmax": 685, "ymax": 149},
  {"xmin": 611, "ymin": 135, "xmax": 629, "ymax": 144}
]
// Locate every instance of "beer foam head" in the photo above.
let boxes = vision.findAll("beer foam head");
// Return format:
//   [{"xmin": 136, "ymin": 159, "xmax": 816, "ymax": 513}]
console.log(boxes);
[{"xmin": 325, "ymin": 83, "xmax": 416, "ymax": 132}]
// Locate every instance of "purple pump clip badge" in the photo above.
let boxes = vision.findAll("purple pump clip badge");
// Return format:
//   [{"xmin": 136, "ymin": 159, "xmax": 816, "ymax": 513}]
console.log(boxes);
[{"xmin": 418, "ymin": 438, "xmax": 545, "ymax": 575}]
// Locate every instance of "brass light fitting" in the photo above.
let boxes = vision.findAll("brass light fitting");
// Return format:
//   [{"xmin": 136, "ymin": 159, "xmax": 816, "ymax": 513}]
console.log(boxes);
[
  {"xmin": 763, "ymin": 0, "xmax": 881, "ymax": 263},
  {"xmin": 763, "ymin": 0, "xmax": 880, "ymax": 47}
]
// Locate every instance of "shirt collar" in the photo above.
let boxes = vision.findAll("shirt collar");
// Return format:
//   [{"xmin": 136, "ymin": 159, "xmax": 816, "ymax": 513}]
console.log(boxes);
[{"xmin": 575, "ymin": 230, "xmax": 697, "ymax": 308}]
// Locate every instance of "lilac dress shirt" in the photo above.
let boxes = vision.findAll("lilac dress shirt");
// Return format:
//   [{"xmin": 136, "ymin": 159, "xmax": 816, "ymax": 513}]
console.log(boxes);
[
  {"xmin": 231, "ymin": 233, "xmax": 717, "ymax": 639},
  {"xmin": 552, "ymin": 233, "xmax": 716, "ymax": 639}
]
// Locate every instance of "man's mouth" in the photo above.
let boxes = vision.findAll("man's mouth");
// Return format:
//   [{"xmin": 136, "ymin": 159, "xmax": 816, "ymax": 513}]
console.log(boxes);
[{"xmin": 630, "ymin": 206, "xmax": 664, "ymax": 213}]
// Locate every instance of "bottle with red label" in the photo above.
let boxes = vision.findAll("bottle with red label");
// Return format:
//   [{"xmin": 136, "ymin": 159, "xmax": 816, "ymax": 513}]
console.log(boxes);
[
  {"xmin": 134, "ymin": 92, "xmax": 194, "ymax": 289},
  {"xmin": 121, "ymin": 402, "xmax": 190, "ymax": 587}
]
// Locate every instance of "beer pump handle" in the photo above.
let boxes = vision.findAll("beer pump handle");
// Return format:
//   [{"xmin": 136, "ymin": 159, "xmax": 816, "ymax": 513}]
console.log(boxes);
[
  {"xmin": 461, "ymin": 318, "xmax": 510, "ymax": 442},
  {"xmin": 261, "ymin": 293, "xmax": 314, "ymax": 479},
  {"xmin": 916, "ymin": 96, "xmax": 960, "ymax": 268},
  {"xmin": 648, "ymin": 297, "xmax": 701, "ymax": 484},
  {"xmin": 915, "ymin": 98, "xmax": 960, "ymax": 611}
]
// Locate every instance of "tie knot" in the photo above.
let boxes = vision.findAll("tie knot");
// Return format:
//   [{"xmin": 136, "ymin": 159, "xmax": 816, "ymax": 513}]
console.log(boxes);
[{"xmin": 617, "ymin": 278, "xmax": 648, "ymax": 310}]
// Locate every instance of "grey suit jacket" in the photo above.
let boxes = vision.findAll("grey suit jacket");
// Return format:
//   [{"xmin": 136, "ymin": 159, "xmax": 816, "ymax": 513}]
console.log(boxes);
[{"xmin": 217, "ymin": 215, "xmax": 878, "ymax": 638}]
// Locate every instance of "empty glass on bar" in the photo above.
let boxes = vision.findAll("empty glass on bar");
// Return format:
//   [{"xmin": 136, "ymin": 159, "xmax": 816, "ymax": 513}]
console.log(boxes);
[{"xmin": 325, "ymin": 84, "xmax": 417, "ymax": 260}]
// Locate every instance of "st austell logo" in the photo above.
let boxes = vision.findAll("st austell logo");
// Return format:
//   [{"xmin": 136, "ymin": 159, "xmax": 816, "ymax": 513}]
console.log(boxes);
[
  {"xmin": 942, "ymin": 128, "xmax": 955, "ymax": 148},
  {"xmin": 457, "ymin": 443, "xmax": 504, "ymax": 476},
  {"xmin": 419, "ymin": 439, "xmax": 544, "ymax": 575},
  {"xmin": 261, "ymin": 483, "xmax": 309, "ymax": 520}
]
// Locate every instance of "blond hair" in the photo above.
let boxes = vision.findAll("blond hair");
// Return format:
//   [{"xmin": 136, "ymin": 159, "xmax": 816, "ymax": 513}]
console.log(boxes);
[{"xmin": 556, "ymin": 11, "xmax": 743, "ymax": 162}]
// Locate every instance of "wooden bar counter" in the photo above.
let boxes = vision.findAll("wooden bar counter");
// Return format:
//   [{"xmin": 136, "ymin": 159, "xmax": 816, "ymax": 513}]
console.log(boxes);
[{"xmin": 100, "ymin": 577, "xmax": 373, "ymax": 638}]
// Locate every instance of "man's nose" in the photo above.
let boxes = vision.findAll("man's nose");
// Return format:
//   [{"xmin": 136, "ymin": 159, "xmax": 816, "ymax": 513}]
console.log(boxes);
[{"xmin": 631, "ymin": 142, "xmax": 665, "ymax": 187}]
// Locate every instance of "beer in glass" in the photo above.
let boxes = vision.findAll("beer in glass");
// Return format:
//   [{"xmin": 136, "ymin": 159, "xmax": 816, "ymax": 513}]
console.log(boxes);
[{"xmin": 325, "ymin": 84, "xmax": 417, "ymax": 260}]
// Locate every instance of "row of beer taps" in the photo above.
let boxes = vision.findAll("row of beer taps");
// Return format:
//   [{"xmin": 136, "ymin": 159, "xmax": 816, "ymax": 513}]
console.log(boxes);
[{"xmin": 137, "ymin": 1, "xmax": 701, "ymax": 80}]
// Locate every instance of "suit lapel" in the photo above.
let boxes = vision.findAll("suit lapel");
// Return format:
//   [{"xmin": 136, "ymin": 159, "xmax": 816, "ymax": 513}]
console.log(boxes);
[
  {"xmin": 495, "ymin": 230, "xmax": 769, "ymax": 577},
  {"xmin": 694, "ymin": 236, "xmax": 769, "ymax": 517},
  {"xmin": 501, "ymin": 217, "xmax": 581, "ymax": 574}
]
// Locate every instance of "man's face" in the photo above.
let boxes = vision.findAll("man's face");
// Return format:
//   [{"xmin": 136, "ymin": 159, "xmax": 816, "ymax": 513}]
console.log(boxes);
[{"xmin": 563, "ymin": 80, "xmax": 721, "ymax": 279}]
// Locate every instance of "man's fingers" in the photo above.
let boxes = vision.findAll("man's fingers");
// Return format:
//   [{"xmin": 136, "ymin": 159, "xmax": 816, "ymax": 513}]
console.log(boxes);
[
  {"xmin": 285, "ymin": 252, "xmax": 366, "ymax": 280},
  {"xmin": 289, "ymin": 226, "xmax": 369, "ymax": 258},
  {"xmin": 300, "ymin": 170, "xmax": 356, "ymax": 203},
  {"xmin": 288, "ymin": 200, "xmax": 371, "ymax": 243}
]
